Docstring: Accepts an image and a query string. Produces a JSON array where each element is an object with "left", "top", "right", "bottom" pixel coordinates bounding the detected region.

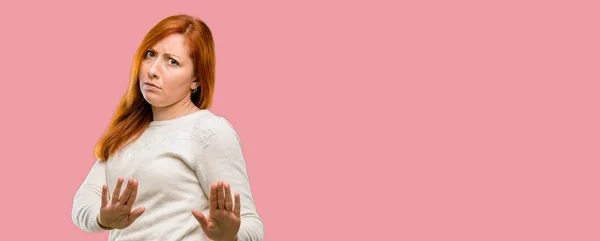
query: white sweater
[{"left": 71, "top": 109, "right": 264, "bottom": 241}]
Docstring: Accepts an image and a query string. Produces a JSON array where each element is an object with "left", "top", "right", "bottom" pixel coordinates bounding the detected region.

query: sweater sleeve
[
  {"left": 71, "top": 160, "right": 107, "bottom": 233},
  {"left": 194, "top": 117, "right": 265, "bottom": 241}
]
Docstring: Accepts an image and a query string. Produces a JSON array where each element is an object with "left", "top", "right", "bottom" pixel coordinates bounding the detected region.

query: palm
[
  {"left": 102, "top": 211, "right": 135, "bottom": 228},
  {"left": 202, "top": 210, "right": 241, "bottom": 238},
  {"left": 193, "top": 181, "right": 241, "bottom": 241},
  {"left": 98, "top": 177, "right": 145, "bottom": 230}
]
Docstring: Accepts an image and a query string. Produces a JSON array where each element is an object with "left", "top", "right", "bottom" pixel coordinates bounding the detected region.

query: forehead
[{"left": 150, "top": 34, "right": 189, "bottom": 56}]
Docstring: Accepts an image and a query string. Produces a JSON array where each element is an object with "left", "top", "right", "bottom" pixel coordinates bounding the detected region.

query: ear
[{"left": 190, "top": 77, "right": 199, "bottom": 90}]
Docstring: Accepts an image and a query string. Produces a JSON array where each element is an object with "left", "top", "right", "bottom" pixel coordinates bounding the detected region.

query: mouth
[{"left": 143, "top": 82, "right": 160, "bottom": 89}]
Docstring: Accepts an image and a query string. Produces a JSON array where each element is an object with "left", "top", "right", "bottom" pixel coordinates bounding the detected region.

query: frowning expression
[{"left": 139, "top": 33, "right": 198, "bottom": 107}]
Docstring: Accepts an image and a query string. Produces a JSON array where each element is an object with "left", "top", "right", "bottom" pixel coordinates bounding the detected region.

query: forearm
[
  {"left": 234, "top": 215, "right": 265, "bottom": 241},
  {"left": 71, "top": 160, "right": 108, "bottom": 233},
  {"left": 72, "top": 185, "right": 105, "bottom": 232},
  {"left": 195, "top": 118, "right": 265, "bottom": 241}
]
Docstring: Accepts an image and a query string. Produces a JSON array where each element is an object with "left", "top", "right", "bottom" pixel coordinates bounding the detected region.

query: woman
[{"left": 71, "top": 14, "right": 264, "bottom": 241}]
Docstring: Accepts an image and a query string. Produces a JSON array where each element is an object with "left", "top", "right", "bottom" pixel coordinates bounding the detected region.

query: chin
[{"left": 142, "top": 93, "right": 166, "bottom": 108}]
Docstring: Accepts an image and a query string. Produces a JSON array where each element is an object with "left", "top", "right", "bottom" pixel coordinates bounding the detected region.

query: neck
[{"left": 151, "top": 97, "right": 200, "bottom": 122}]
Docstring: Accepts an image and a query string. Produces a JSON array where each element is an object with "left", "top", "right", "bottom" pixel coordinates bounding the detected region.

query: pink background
[{"left": 1, "top": 0, "right": 599, "bottom": 240}]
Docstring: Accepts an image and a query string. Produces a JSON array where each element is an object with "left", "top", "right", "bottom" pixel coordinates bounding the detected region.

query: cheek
[
  {"left": 169, "top": 72, "right": 193, "bottom": 88},
  {"left": 138, "top": 70, "right": 145, "bottom": 81}
]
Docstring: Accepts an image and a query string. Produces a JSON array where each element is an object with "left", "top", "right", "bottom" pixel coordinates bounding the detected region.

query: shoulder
[
  {"left": 192, "top": 109, "right": 237, "bottom": 134},
  {"left": 191, "top": 110, "right": 241, "bottom": 147}
]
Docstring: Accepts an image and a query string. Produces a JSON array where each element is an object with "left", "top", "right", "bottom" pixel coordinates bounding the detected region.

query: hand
[
  {"left": 192, "top": 181, "right": 241, "bottom": 241},
  {"left": 98, "top": 177, "right": 146, "bottom": 230}
]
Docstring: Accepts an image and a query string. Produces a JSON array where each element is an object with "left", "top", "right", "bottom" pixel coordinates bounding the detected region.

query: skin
[
  {"left": 98, "top": 34, "right": 241, "bottom": 241},
  {"left": 192, "top": 181, "right": 242, "bottom": 241},
  {"left": 139, "top": 33, "right": 200, "bottom": 121}
]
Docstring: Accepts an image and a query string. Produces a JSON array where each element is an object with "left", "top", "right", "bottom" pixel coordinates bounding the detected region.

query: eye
[
  {"left": 144, "top": 50, "right": 155, "bottom": 58},
  {"left": 168, "top": 58, "right": 179, "bottom": 66}
]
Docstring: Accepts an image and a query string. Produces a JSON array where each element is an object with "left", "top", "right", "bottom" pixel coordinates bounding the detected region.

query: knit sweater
[{"left": 71, "top": 109, "right": 264, "bottom": 241}]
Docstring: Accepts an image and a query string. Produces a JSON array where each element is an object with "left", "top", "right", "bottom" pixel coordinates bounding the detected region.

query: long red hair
[{"left": 94, "top": 14, "right": 216, "bottom": 162}]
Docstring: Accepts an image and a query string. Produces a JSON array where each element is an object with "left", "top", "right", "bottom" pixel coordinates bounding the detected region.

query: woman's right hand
[{"left": 97, "top": 177, "right": 146, "bottom": 230}]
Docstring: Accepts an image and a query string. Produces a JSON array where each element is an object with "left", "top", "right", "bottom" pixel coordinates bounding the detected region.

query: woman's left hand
[{"left": 192, "top": 181, "right": 241, "bottom": 241}]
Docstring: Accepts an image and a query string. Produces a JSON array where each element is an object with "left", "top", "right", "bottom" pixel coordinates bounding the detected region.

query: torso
[{"left": 105, "top": 109, "right": 215, "bottom": 241}]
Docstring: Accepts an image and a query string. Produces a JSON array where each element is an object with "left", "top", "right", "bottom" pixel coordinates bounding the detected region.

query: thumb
[
  {"left": 101, "top": 184, "right": 109, "bottom": 208},
  {"left": 128, "top": 207, "right": 146, "bottom": 222},
  {"left": 192, "top": 209, "right": 209, "bottom": 230}
]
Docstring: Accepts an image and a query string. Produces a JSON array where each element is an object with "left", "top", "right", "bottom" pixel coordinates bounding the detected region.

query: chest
[{"left": 104, "top": 131, "right": 200, "bottom": 198}]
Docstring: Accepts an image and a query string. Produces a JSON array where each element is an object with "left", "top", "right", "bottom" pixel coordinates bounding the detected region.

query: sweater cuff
[{"left": 86, "top": 210, "right": 108, "bottom": 233}]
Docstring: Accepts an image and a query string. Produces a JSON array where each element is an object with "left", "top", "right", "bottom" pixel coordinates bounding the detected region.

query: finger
[
  {"left": 128, "top": 206, "right": 146, "bottom": 222},
  {"left": 192, "top": 209, "right": 209, "bottom": 231},
  {"left": 125, "top": 179, "right": 139, "bottom": 207},
  {"left": 234, "top": 192, "right": 241, "bottom": 218},
  {"left": 101, "top": 184, "right": 109, "bottom": 208},
  {"left": 120, "top": 178, "right": 134, "bottom": 205},
  {"left": 209, "top": 182, "right": 218, "bottom": 215},
  {"left": 225, "top": 183, "right": 233, "bottom": 212},
  {"left": 111, "top": 177, "right": 124, "bottom": 204},
  {"left": 217, "top": 181, "right": 225, "bottom": 210}
]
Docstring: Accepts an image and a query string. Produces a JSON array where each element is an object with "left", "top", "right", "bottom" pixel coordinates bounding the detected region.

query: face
[{"left": 139, "top": 33, "right": 198, "bottom": 107}]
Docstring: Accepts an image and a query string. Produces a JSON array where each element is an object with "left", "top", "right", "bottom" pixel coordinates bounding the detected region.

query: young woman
[{"left": 71, "top": 14, "right": 264, "bottom": 241}]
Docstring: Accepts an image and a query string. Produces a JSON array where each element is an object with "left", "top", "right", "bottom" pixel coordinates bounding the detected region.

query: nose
[{"left": 147, "top": 59, "right": 159, "bottom": 79}]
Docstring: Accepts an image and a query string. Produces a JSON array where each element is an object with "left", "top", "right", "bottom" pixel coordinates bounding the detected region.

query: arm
[
  {"left": 71, "top": 160, "right": 109, "bottom": 232},
  {"left": 195, "top": 118, "right": 265, "bottom": 241}
]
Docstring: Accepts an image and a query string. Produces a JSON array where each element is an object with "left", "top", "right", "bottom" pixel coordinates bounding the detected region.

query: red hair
[{"left": 94, "top": 14, "right": 216, "bottom": 161}]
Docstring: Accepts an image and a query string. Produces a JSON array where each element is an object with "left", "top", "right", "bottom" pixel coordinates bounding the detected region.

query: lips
[{"left": 144, "top": 82, "right": 160, "bottom": 89}]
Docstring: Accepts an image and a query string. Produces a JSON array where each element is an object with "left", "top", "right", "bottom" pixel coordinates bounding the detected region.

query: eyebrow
[{"left": 149, "top": 48, "right": 182, "bottom": 60}]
